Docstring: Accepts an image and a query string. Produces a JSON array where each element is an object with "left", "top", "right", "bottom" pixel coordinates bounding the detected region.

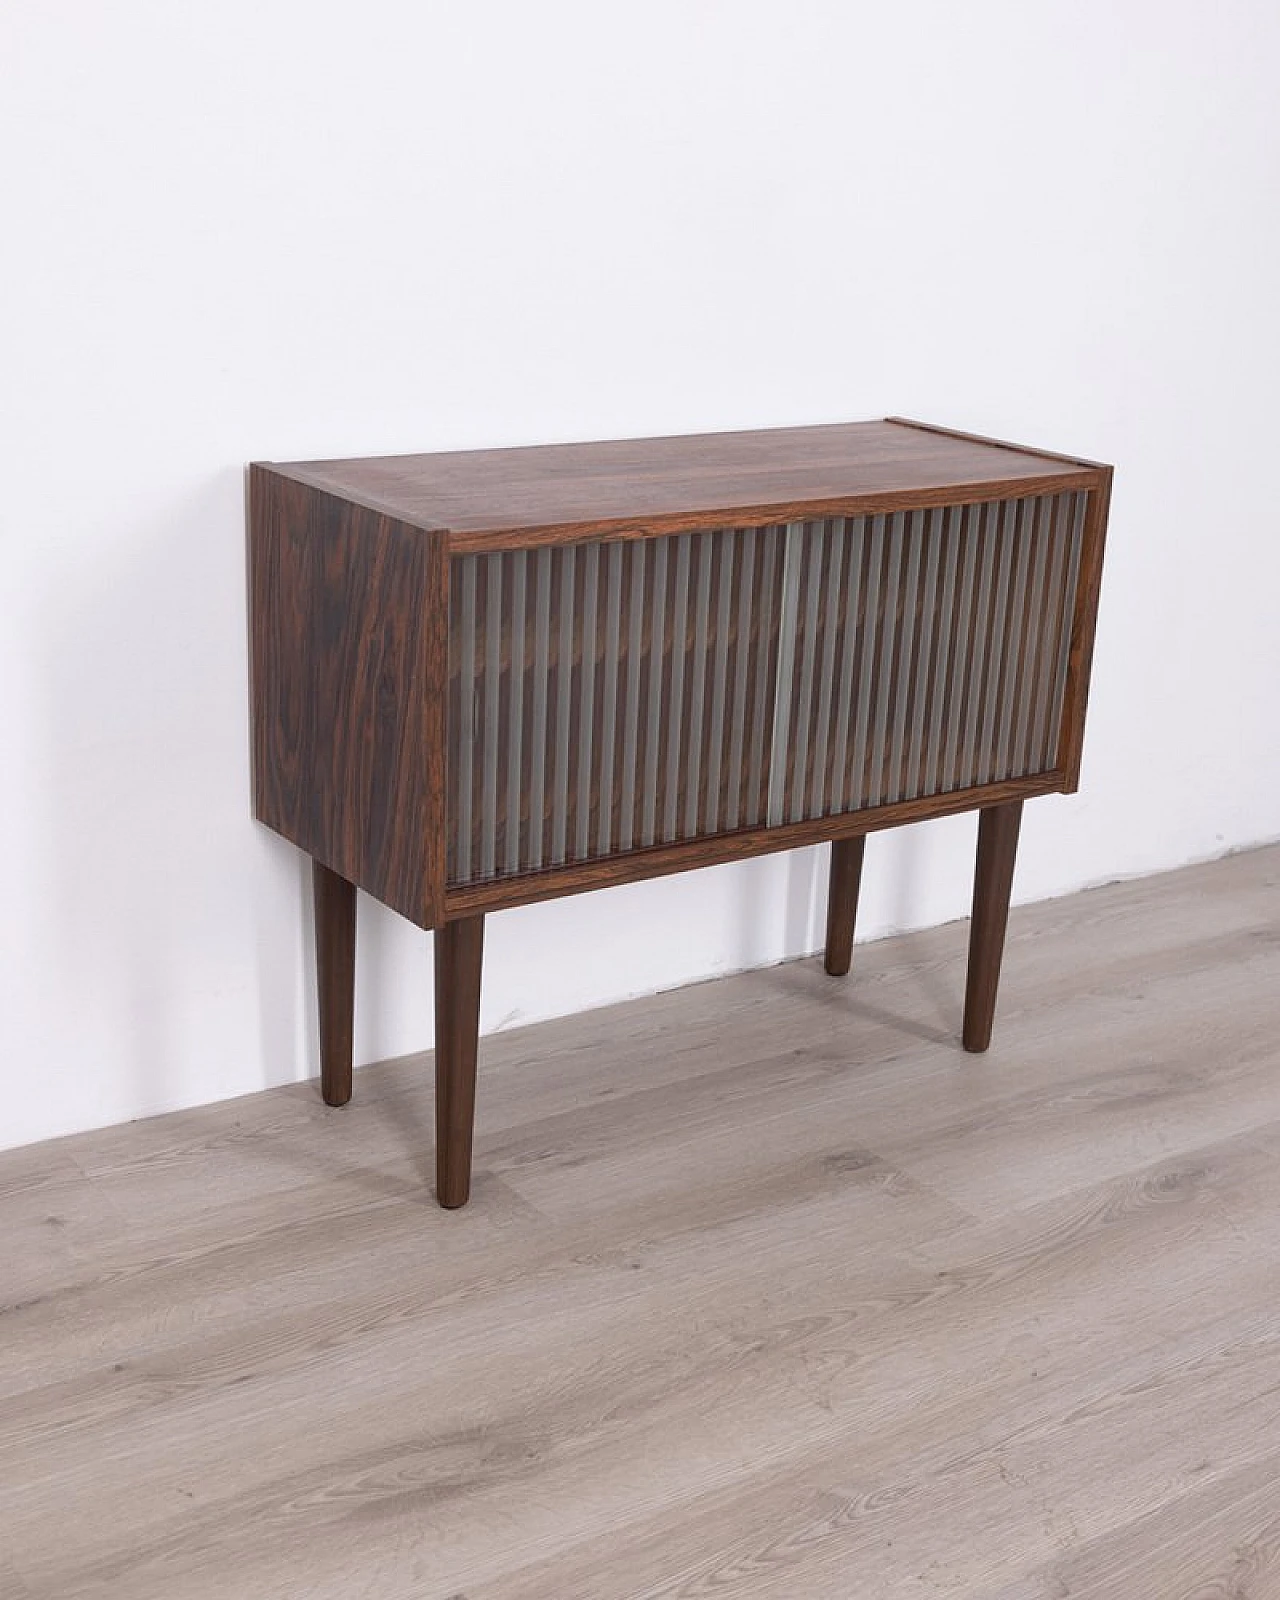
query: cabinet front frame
[
  {"left": 435, "top": 467, "right": 1110, "bottom": 924},
  {"left": 441, "top": 767, "right": 1065, "bottom": 919}
]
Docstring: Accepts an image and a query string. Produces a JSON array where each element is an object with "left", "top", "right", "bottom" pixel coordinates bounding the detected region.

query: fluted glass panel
[{"left": 446, "top": 489, "right": 1088, "bottom": 884}]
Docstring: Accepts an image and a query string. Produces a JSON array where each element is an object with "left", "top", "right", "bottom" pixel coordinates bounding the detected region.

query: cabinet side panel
[
  {"left": 249, "top": 467, "right": 438, "bottom": 927},
  {"left": 1057, "top": 468, "right": 1113, "bottom": 792}
]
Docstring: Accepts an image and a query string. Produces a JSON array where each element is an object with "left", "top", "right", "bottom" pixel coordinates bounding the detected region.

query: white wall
[{"left": 3, "top": 1, "right": 1278, "bottom": 1153}]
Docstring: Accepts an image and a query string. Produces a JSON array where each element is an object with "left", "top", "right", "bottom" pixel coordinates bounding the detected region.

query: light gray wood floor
[{"left": 3, "top": 844, "right": 1280, "bottom": 1598}]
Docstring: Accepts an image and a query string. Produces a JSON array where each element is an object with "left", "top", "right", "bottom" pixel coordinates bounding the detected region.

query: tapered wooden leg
[
  {"left": 963, "top": 800, "right": 1023, "bottom": 1053},
  {"left": 434, "top": 915, "right": 485, "bottom": 1209},
  {"left": 313, "top": 860, "right": 356, "bottom": 1107},
  {"left": 824, "top": 835, "right": 866, "bottom": 977}
]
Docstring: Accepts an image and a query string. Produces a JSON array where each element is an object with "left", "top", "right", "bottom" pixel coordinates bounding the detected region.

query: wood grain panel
[
  {"left": 249, "top": 466, "right": 447, "bottom": 928},
  {"left": 263, "top": 419, "right": 1103, "bottom": 551}
]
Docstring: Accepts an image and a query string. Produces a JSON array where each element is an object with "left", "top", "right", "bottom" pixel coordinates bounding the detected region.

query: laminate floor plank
[
  {"left": 0, "top": 1144, "right": 85, "bottom": 1202},
  {"left": 51, "top": 1162, "right": 1271, "bottom": 1600},
  {"left": 0, "top": 844, "right": 1277, "bottom": 1598},
  {"left": 1, "top": 1167, "right": 127, "bottom": 1313},
  {"left": 976, "top": 1452, "right": 1280, "bottom": 1599},
  {"left": 478, "top": 1319, "right": 1280, "bottom": 1599},
  {"left": 0, "top": 1563, "right": 37, "bottom": 1600},
  {"left": 7, "top": 1118, "right": 1278, "bottom": 1596}
]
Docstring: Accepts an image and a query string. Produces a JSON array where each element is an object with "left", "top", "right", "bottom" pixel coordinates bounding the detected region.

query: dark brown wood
[
  {"left": 1058, "top": 467, "right": 1114, "bottom": 792},
  {"left": 249, "top": 419, "right": 1112, "bottom": 1208},
  {"left": 824, "top": 835, "right": 866, "bottom": 977},
  {"left": 963, "top": 800, "right": 1023, "bottom": 1053},
  {"left": 263, "top": 420, "right": 1102, "bottom": 553},
  {"left": 421, "top": 524, "right": 450, "bottom": 912},
  {"left": 434, "top": 915, "right": 485, "bottom": 1209},
  {"left": 249, "top": 466, "right": 447, "bottom": 929},
  {"left": 886, "top": 415, "right": 1111, "bottom": 471},
  {"left": 313, "top": 860, "right": 356, "bottom": 1107},
  {"left": 444, "top": 770, "right": 1061, "bottom": 920}
]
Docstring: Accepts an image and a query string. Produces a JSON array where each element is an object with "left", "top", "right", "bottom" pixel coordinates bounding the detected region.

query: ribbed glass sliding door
[{"left": 445, "top": 489, "right": 1086, "bottom": 887}]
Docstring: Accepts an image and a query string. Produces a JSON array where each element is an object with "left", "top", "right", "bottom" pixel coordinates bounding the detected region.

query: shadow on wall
[
  {"left": 783, "top": 846, "right": 822, "bottom": 964},
  {"left": 765, "top": 818, "right": 972, "bottom": 1044},
  {"left": 742, "top": 823, "right": 939, "bottom": 973},
  {"left": 37, "top": 467, "right": 306, "bottom": 1122}
]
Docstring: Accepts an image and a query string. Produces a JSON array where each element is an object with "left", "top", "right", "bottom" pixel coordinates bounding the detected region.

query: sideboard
[{"left": 249, "top": 419, "right": 1112, "bottom": 1208}]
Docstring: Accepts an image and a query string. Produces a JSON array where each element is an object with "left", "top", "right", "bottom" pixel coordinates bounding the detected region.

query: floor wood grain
[{"left": 1, "top": 844, "right": 1278, "bottom": 1598}]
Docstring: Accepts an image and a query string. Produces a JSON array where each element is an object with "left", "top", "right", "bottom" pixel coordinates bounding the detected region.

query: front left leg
[
  {"left": 313, "top": 860, "right": 356, "bottom": 1107},
  {"left": 434, "top": 914, "right": 485, "bottom": 1209}
]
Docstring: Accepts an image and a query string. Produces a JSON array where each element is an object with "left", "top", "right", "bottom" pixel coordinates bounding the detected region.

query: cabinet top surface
[{"left": 259, "top": 418, "right": 1105, "bottom": 549}]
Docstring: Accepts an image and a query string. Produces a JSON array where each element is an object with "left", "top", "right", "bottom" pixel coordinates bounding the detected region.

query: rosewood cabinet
[{"left": 249, "top": 419, "right": 1112, "bottom": 1208}]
